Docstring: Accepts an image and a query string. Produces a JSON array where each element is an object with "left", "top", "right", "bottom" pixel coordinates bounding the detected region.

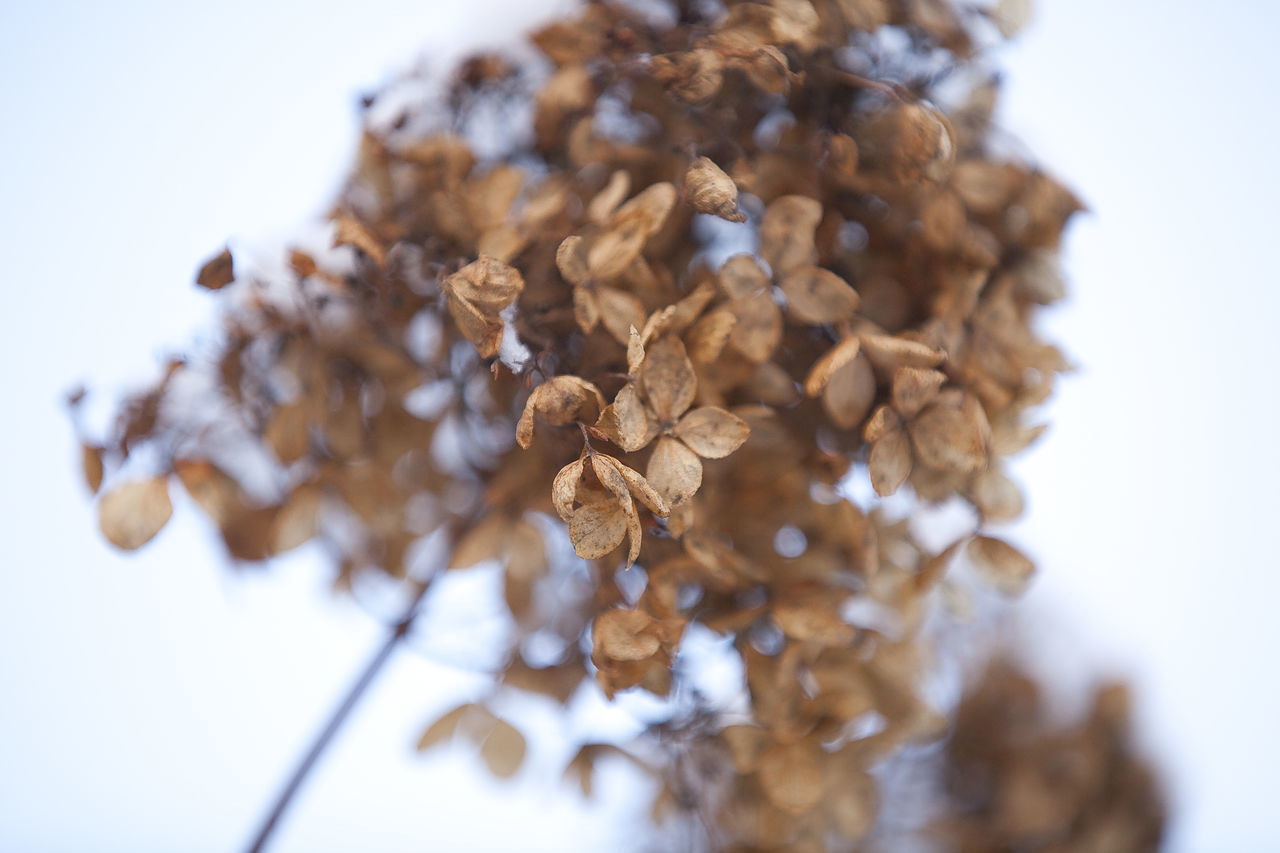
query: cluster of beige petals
[{"left": 81, "top": 0, "right": 1163, "bottom": 849}]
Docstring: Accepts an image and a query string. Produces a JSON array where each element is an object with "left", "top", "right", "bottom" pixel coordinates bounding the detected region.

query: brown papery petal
[
  {"left": 684, "top": 156, "right": 746, "bottom": 222},
  {"left": 728, "top": 291, "right": 783, "bottom": 363},
  {"left": 859, "top": 334, "right": 946, "bottom": 370},
  {"left": 552, "top": 458, "right": 585, "bottom": 521},
  {"left": 98, "top": 476, "right": 173, "bottom": 551},
  {"left": 909, "top": 402, "right": 987, "bottom": 474},
  {"left": 646, "top": 436, "right": 703, "bottom": 507},
  {"left": 596, "top": 384, "right": 655, "bottom": 453},
  {"left": 642, "top": 336, "right": 697, "bottom": 423},
  {"left": 805, "top": 337, "right": 861, "bottom": 397},
  {"left": 594, "top": 608, "right": 660, "bottom": 661},
  {"left": 890, "top": 367, "right": 946, "bottom": 419},
  {"left": 195, "top": 247, "right": 234, "bottom": 290},
  {"left": 612, "top": 460, "right": 670, "bottom": 518},
  {"left": 596, "top": 286, "right": 646, "bottom": 346},
  {"left": 569, "top": 499, "right": 628, "bottom": 559},
  {"left": 445, "top": 256, "right": 525, "bottom": 312},
  {"left": 82, "top": 443, "right": 105, "bottom": 494},
  {"left": 759, "top": 195, "right": 822, "bottom": 276},
  {"left": 968, "top": 535, "right": 1035, "bottom": 595},
  {"left": 869, "top": 428, "right": 913, "bottom": 496},
  {"left": 674, "top": 407, "right": 750, "bottom": 459},
  {"left": 609, "top": 181, "right": 677, "bottom": 239},
  {"left": 586, "top": 169, "right": 631, "bottom": 223},
  {"left": 718, "top": 254, "right": 770, "bottom": 300},
  {"left": 822, "top": 352, "right": 876, "bottom": 430},
  {"left": 758, "top": 740, "right": 826, "bottom": 815},
  {"left": 555, "top": 234, "right": 591, "bottom": 285},
  {"left": 445, "top": 289, "right": 504, "bottom": 358},
  {"left": 332, "top": 214, "right": 386, "bottom": 265},
  {"left": 779, "top": 266, "right": 859, "bottom": 324},
  {"left": 480, "top": 719, "right": 527, "bottom": 779}
]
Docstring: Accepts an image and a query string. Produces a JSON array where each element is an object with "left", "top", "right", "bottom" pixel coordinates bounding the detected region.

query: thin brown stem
[{"left": 243, "top": 578, "right": 434, "bottom": 852}]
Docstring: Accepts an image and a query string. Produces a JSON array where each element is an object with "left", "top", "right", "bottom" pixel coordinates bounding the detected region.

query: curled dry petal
[
  {"left": 646, "top": 435, "right": 703, "bottom": 507},
  {"left": 98, "top": 476, "right": 173, "bottom": 551},
  {"left": 568, "top": 498, "right": 629, "bottom": 559},
  {"left": 684, "top": 156, "right": 746, "bottom": 222},
  {"left": 596, "top": 383, "right": 656, "bottom": 453},
  {"left": 859, "top": 334, "right": 946, "bottom": 371},
  {"left": 552, "top": 458, "right": 585, "bottom": 521},
  {"left": 556, "top": 235, "right": 590, "bottom": 285},
  {"left": 517, "top": 376, "right": 606, "bottom": 448},
  {"left": 674, "top": 406, "right": 750, "bottom": 459},
  {"left": 805, "top": 337, "right": 861, "bottom": 397},
  {"left": 779, "top": 266, "right": 859, "bottom": 324},
  {"left": 445, "top": 256, "right": 524, "bottom": 313}
]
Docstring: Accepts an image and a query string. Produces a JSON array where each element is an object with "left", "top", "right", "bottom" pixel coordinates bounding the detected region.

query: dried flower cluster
[{"left": 78, "top": 0, "right": 1163, "bottom": 848}]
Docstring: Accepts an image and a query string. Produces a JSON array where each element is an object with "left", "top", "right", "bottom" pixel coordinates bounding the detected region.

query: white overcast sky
[{"left": 2, "top": 1, "right": 1278, "bottom": 850}]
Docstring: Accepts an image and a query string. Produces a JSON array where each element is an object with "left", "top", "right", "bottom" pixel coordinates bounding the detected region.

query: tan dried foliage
[{"left": 79, "top": 1, "right": 1163, "bottom": 849}]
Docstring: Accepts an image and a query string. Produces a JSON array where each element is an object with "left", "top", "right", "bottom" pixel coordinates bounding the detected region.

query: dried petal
[
  {"left": 98, "top": 476, "right": 173, "bottom": 551},
  {"left": 568, "top": 498, "right": 628, "bottom": 559},
  {"left": 517, "top": 376, "right": 605, "bottom": 448},
  {"left": 332, "top": 214, "right": 386, "bottom": 265},
  {"left": 779, "top": 266, "right": 859, "bottom": 324},
  {"left": 758, "top": 740, "right": 825, "bottom": 815},
  {"left": 645, "top": 436, "right": 703, "bottom": 507},
  {"left": 909, "top": 401, "right": 987, "bottom": 474},
  {"left": 968, "top": 535, "right": 1035, "bottom": 595},
  {"left": 890, "top": 367, "right": 946, "bottom": 419},
  {"left": 445, "top": 256, "right": 524, "bottom": 313},
  {"left": 195, "top": 247, "right": 234, "bottom": 290},
  {"left": 480, "top": 719, "right": 527, "bottom": 779},
  {"left": 641, "top": 336, "right": 697, "bottom": 424},
  {"left": 81, "top": 443, "right": 104, "bottom": 494},
  {"left": 674, "top": 407, "right": 750, "bottom": 459},
  {"left": 804, "top": 337, "right": 861, "bottom": 397},
  {"left": 594, "top": 608, "right": 660, "bottom": 661},
  {"left": 719, "top": 254, "right": 770, "bottom": 300},
  {"left": 869, "top": 427, "right": 913, "bottom": 496},
  {"left": 552, "top": 458, "right": 585, "bottom": 521},
  {"left": 823, "top": 353, "right": 877, "bottom": 430},
  {"left": 760, "top": 195, "right": 822, "bottom": 276}
]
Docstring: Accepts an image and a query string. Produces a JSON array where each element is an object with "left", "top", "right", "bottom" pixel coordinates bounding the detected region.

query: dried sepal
[{"left": 890, "top": 367, "right": 946, "bottom": 419}]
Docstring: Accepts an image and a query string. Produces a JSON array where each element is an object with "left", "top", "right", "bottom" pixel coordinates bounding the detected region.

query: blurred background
[{"left": 1, "top": 0, "right": 1277, "bottom": 849}]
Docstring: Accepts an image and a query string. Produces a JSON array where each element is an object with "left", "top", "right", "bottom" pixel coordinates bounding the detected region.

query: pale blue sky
[{"left": 2, "top": 1, "right": 1277, "bottom": 850}]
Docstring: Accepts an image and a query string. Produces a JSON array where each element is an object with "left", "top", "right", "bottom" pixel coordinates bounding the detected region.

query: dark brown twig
[{"left": 243, "top": 578, "right": 435, "bottom": 853}]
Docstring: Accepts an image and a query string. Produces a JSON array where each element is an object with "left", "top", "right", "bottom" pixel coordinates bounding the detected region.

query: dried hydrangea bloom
[{"left": 77, "top": 0, "right": 1162, "bottom": 849}]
